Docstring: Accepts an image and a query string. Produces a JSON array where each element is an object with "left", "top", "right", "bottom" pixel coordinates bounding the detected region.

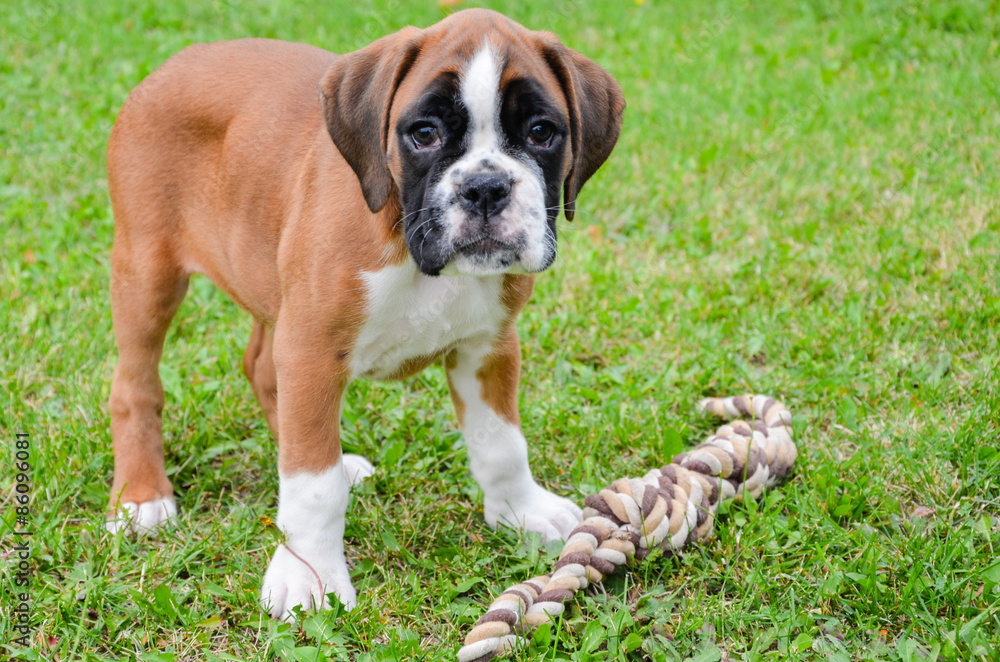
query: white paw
[
  {"left": 485, "top": 483, "right": 583, "bottom": 542},
  {"left": 342, "top": 454, "right": 374, "bottom": 486},
  {"left": 260, "top": 543, "right": 356, "bottom": 620},
  {"left": 105, "top": 497, "right": 177, "bottom": 534}
]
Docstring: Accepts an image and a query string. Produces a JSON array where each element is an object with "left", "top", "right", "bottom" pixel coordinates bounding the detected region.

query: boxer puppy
[{"left": 105, "top": 8, "right": 624, "bottom": 619}]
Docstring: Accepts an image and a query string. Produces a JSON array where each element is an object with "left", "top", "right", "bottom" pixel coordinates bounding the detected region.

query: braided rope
[{"left": 457, "top": 395, "right": 797, "bottom": 662}]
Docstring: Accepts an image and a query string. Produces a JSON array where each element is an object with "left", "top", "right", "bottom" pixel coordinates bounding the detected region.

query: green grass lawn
[{"left": 2, "top": 0, "right": 999, "bottom": 660}]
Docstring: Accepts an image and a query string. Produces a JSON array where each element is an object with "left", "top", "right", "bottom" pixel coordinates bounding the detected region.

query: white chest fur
[{"left": 350, "top": 260, "right": 506, "bottom": 380}]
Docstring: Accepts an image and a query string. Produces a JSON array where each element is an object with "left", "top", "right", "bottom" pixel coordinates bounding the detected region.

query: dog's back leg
[
  {"left": 106, "top": 238, "right": 188, "bottom": 533},
  {"left": 243, "top": 321, "right": 279, "bottom": 439}
]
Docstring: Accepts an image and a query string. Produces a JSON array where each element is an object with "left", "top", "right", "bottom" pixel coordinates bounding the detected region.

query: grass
[{"left": 2, "top": 0, "right": 999, "bottom": 659}]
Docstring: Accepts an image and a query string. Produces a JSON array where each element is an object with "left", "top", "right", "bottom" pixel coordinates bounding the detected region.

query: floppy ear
[
  {"left": 320, "top": 27, "right": 423, "bottom": 213},
  {"left": 542, "top": 41, "right": 625, "bottom": 221}
]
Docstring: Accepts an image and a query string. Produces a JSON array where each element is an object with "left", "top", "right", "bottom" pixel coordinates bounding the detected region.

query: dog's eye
[
  {"left": 527, "top": 123, "right": 554, "bottom": 147},
  {"left": 411, "top": 125, "right": 440, "bottom": 149}
]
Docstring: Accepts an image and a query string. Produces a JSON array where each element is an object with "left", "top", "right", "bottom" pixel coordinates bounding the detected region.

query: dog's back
[{"left": 107, "top": 39, "right": 337, "bottom": 320}]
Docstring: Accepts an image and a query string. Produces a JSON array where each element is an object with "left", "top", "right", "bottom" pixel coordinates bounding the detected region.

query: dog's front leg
[
  {"left": 259, "top": 317, "right": 372, "bottom": 620},
  {"left": 447, "top": 330, "right": 582, "bottom": 542}
]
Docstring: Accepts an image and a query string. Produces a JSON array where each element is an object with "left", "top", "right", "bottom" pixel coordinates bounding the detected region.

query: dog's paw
[
  {"left": 260, "top": 544, "right": 356, "bottom": 621},
  {"left": 342, "top": 454, "right": 374, "bottom": 486},
  {"left": 485, "top": 483, "right": 583, "bottom": 542},
  {"left": 105, "top": 496, "right": 177, "bottom": 534}
]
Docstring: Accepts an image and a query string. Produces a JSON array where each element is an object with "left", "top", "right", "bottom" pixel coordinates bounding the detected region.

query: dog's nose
[{"left": 459, "top": 175, "right": 511, "bottom": 218}]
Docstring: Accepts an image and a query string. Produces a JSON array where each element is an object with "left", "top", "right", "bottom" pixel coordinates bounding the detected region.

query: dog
[{"left": 105, "top": 8, "right": 624, "bottom": 620}]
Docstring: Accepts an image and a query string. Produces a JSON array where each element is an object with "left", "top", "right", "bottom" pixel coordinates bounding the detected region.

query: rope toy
[{"left": 457, "top": 394, "right": 797, "bottom": 662}]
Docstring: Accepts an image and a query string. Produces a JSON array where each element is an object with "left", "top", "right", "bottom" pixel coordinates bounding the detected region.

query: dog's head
[{"left": 321, "top": 9, "right": 624, "bottom": 276}]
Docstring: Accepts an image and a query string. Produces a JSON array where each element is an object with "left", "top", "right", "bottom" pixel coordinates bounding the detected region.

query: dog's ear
[
  {"left": 541, "top": 39, "right": 625, "bottom": 221},
  {"left": 320, "top": 27, "right": 423, "bottom": 213}
]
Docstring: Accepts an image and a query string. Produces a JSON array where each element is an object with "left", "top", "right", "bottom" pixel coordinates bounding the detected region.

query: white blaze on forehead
[
  {"left": 460, "top": 42, "right": 502, "bottom": 151},
  {"left": 427, "top": 40, "right": 554, "bottom": 275}
]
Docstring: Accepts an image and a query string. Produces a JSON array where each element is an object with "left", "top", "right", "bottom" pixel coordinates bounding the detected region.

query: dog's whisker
[{"left": 392, "top": 206, "right": 430, "bottom": 233}]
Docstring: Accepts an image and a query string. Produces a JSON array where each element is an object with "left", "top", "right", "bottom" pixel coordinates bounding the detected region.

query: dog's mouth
[
  {"left": 455, "top": 234, "right": 521, "bottom": 257},
  {"left": 403, "top": 207, "right": 536, "bottom": 276}
]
